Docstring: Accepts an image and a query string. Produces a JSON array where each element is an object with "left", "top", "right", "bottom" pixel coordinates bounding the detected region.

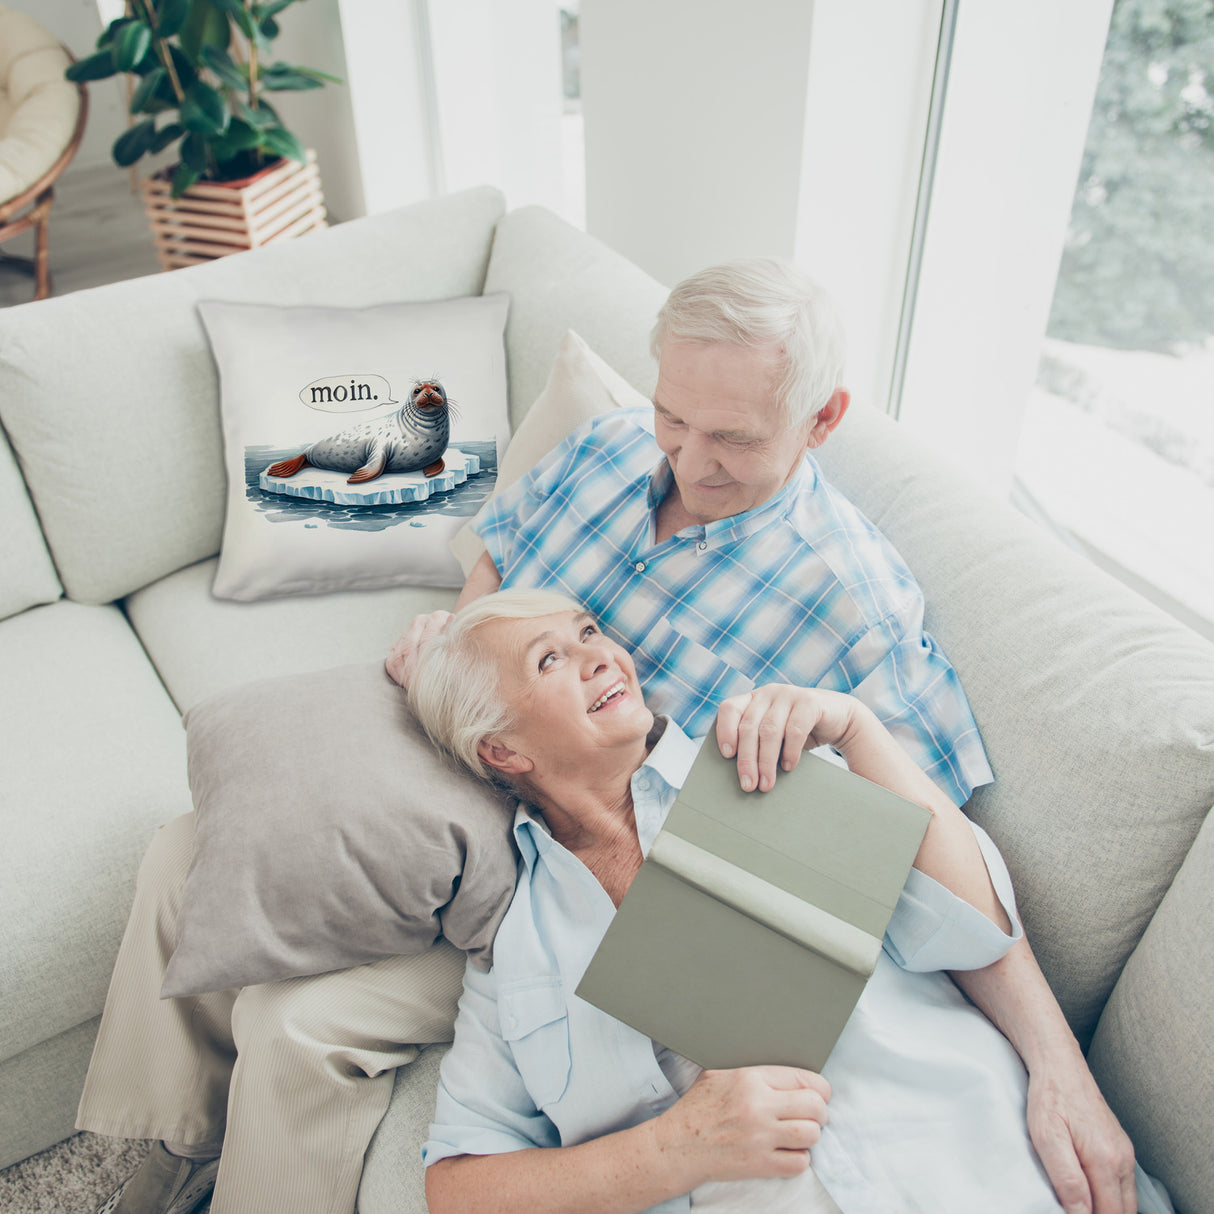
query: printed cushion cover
[
  {"left": 162, "top": 661, "right": 519, "bottom": 997},
  {"left": 200, "top": 293, "right": 510, "bottom": 602}
]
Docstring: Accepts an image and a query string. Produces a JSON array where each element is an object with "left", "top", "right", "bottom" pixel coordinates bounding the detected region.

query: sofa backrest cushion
[
  {"left": 0, "top": 186, "right": 506, "bottom": 605},
  {"left": 0, "top": 422, "right": 60, "bottom": 620},
  {"left": 484, "top": 205, "right": 668, "bottom": 428},
  {"left": 1087, "top": 803, "right": 1214, "bottom": 1214},
  {"left": 814, "top": 402, "right": 1214, "bottom": 1047}
]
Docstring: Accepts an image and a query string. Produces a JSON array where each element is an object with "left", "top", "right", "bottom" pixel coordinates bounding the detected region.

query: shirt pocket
[
  {"left": 499, "top": 978, "right": 572, "bottom": 1110},
  {"left": 636, "top": 615, "right": 754, "bottom": 720}
]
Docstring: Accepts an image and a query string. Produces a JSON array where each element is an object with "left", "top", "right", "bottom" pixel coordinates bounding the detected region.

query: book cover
[{"left": 575, "top": 742, "right": 932, "bottom": 1071}]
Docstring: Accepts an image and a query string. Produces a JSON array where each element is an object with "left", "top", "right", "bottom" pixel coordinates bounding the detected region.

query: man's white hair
[
  {"left": 650, "top": 258, "right": 847, "bottom": 429},
  {"left": 408, "top": 588, "right": 586, "bottom": 782}
]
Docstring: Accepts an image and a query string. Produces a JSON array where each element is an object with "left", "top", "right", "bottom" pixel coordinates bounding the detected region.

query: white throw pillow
[
  {"left": 449, "top": 328, "right": 651, "bottom": 575},
  {"left": 200, "top": 294, "right": 510, "bottom": 601}
]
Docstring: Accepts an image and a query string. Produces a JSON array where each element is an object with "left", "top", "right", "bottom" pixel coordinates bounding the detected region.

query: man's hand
[
  {"left": 385, "top": 610, "right": 453, "bottom": 689},
  {"left": 1026, "top": 1061, "right": 1137, "bottom": 1214},
  {"left": 715, "top": 684, "right": 859, "bottom": 792}
]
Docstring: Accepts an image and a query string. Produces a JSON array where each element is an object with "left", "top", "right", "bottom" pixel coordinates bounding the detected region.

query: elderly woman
[{"left": 408, "top": 588, "right": 1094, "bottom": 1214}]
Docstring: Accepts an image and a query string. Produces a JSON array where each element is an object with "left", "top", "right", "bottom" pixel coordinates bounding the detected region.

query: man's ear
[
  {"left": 477, "top": 738, "right": 534, "bottom": 776},
  {"left": 806, "top": 388, "right": 850, "bottom": 450}
]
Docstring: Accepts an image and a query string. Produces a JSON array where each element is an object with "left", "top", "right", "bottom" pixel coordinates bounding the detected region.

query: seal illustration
[{"left": 267, "top": 380, "right": 452, "bottom": 484}]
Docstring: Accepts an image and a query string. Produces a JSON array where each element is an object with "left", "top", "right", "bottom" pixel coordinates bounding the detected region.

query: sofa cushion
[
  {"left": 0, "top": 186, "right": 506, "bottom": 606},
  {"left": 163, "top": 663, "right": 517, "bottom": 996},
  {"left": 0, "top": 423, "right": 60, "bottom": 620},
  {"left": 813, "top": 402, "right": 1214, "bottom": 1046},
  {"left": 198, "top": 293, "right": 509, "bottom": 601},
  {"left": 483, "top": 205, "right": 668, "bottom": 429},
  {"left": 124, "top": 556, "right": 455, "bottom": 714},
  {"left": 1088, "top": 805, "right": 1214, "bottom": 1214},
  {"left": 0, "top": 600, "right": 191, "bottom": 1063},
  {"left": 359, "top": 1042, "right": 448, "bottom": 1214}
]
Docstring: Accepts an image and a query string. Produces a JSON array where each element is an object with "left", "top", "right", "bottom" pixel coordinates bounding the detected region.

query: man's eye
[
  {"left": 581, "top": 624, "right": 598, "bottom": 639},
  {"left": 539, "top": 651, "right": 557, "bottom": 671}
]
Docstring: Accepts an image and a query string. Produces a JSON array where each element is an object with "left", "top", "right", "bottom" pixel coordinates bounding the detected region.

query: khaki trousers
[{"left": 76, "top": 814, "right": 466, "bottom": 1214}]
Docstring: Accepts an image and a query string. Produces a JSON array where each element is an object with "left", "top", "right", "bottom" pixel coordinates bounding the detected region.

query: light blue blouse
[{"left": 424, "top": 721, "right": 1067, "bottom": 1212}]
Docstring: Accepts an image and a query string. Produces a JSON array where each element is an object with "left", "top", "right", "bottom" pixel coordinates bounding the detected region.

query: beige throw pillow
[{"left": 449, "top": 329, "right": 650, "bottom": 574}]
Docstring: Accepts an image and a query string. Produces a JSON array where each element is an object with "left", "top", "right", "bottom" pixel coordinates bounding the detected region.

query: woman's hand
[
  {"left": 715, "top": 685, "right": 861, "bottom": 792},
  {"left": 385, "top": 610, "right": 453, "bottom": 688},
  {"left": 654, "top": 1066, "right": 831, "bottom": 1185}
]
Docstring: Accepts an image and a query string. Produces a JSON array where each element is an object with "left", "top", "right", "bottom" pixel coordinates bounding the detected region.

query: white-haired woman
[{"left": 409, "top": 588, "right": 1115, "bottom": 1214}]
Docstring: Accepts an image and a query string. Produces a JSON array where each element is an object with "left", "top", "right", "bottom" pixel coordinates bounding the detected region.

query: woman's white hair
[
  {"left": 650, "top": 258, "right": 847, "bottom": 429},
  {"left": 407, "top": 588, "right": 586, "bottom": 782}
]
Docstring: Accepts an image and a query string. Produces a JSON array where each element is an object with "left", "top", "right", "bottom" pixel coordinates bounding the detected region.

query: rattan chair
[{"left": 0, "top": 6, "right": 87, "bottom": 302}]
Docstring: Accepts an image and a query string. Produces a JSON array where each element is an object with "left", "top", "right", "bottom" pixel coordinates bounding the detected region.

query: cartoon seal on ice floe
[{"left": 267, "top": 380, "right": 453, "bottom": 484}]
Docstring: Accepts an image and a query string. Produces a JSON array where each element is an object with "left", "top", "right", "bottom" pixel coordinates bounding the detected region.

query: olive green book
[{"left": 575, "top": 744, "right": 932, "bottom": 1071}]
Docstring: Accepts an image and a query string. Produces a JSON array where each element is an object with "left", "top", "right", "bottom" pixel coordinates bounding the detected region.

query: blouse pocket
[{"left": 499, "top": 978, "right": 572, "bottom": 1109}]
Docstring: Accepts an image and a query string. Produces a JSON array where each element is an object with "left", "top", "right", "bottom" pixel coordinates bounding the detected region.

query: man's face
[{"left": 652, "top": 340, "right": 817, "bottom": 524}]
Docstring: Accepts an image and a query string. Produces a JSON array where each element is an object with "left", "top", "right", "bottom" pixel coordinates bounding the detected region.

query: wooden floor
[{"left": 0, "top": 162, "right": 163, "bottom": 308}]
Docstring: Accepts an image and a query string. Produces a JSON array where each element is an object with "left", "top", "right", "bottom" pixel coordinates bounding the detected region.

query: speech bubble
[{"left": 300, "top": 374, "right": 397, "bottom": 413}]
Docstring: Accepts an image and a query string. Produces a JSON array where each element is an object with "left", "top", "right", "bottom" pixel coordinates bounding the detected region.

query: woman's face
[{"left": 477, "top": 610, "right": 653, "bottom": 776}]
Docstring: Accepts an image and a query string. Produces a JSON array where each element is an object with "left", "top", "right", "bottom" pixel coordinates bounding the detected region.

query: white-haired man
[{"left": 388, "top": 260, "right": 1137, "bottom": 1214}]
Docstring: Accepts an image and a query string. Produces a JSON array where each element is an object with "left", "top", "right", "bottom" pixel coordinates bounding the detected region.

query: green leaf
[
  {"left": 259, "top": 15, "right": 279, "bottom": 40},
  {"left": 112, "top": 20, "right": 152, "bottom": 72},
  {"left": 129, "top": 66, "right": 166, "bottom": 113},
  {"left": 259, "top": 62, "right": 323, "bottom": 91},
  {"left": 209, "top": 0, "right": 257, "bottom": 38},
  {"left": 167, "top": 44, "right": 198, "bottom": 91},
  {"left": 96, "top": 17, "right": 129, "bottom": 50},
  {"left": 112, "top": 119, "right": 157, "bottom": 167},
  {"left": 171, "top": 162, "right": 201, "bottom": 197},
  {"left": 200, "top": 44, "right": 248, "bottom": 90},
  {"left": 254, "top": 0, "right": 297, "bottom": 19},
  {"left": 66, "top": 50, "right": 119, "bottom": 83},
  {"left": 220, "top": 118, "right": 263, "bottom": 150},
  {"left": 180, "top": 131, "right": 210, "bottom": 172},
  {"left": 180, "top": 0, "right": 231, "bottom": 63},
  {"left": 150, "top": 122, "right": 185, "bottom": 153},
  {"left": 260, "top": 125, "right": 305, "bottom": 163},
  {"left": 155, "top": 0, "right": 191, "bottom": 40},
  {"left": 181, "top": 80, "right": 230, "bottom": 135},
  {"left": 293, "top": 65, "right": 343, "bottom": 85},
  {"left": 234, "top": 97, "right": 278, "bottom": 129}
]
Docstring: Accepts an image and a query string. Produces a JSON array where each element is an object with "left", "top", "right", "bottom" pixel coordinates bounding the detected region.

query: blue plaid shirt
[{"left": 474, "top": 407, "right": 991, "bottom": 805}]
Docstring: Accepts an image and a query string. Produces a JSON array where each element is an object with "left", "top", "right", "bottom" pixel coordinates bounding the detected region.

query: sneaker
[{"left": 96, "top": 1142, "right": 220, "bottom": 1214}]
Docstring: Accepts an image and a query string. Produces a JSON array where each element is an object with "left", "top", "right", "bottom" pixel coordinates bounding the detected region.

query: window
[{"left": 1014, "top": 0, "right": 1214, "bottom": 637}]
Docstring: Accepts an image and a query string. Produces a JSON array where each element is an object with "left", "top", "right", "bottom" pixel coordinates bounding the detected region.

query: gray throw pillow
[{"left": 161, "top": 662, "right": 518, "bottom": 998}]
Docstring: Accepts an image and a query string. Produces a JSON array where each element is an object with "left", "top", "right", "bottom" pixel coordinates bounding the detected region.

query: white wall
[
  {"left": 579, "top": 0, "right": 817, "bottom": 287},
  {"left": 428, "top": 0, "right": 565, "bottom": 211},
  {"left": 795, "top": 0, "right": 941, "bottom": 414}
]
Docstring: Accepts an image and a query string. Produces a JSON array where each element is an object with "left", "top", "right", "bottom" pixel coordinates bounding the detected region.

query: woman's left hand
[{"left": 716, "top": 684, "right": 858, "bottom": 793}]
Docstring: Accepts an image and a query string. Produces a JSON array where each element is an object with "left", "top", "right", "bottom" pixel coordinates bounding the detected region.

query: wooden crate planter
[{"left": 140, "top": 150, "right": 327, "bottom": 271}]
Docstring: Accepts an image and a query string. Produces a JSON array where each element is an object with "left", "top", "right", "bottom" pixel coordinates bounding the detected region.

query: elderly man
[{"left": 388, "top": 260, "right": 1136, "bottom": 1214}]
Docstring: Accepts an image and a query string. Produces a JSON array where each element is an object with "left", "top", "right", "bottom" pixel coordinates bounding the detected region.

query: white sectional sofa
[{"left": 1, "top": 186, "right": 1211, "bottom": 1213}]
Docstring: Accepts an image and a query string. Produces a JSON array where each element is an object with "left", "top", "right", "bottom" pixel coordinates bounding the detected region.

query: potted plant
[{"left": 66, "top": 0, "right": 340, "bottom": 268}]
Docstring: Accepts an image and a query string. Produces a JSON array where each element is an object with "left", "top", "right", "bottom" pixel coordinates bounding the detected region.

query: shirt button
[
  {"left": 697, "top": 541, "right": 707, "bottom": 551},
  {"left": 634, "top": 561, "right": 646, "bottom": 573}
]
